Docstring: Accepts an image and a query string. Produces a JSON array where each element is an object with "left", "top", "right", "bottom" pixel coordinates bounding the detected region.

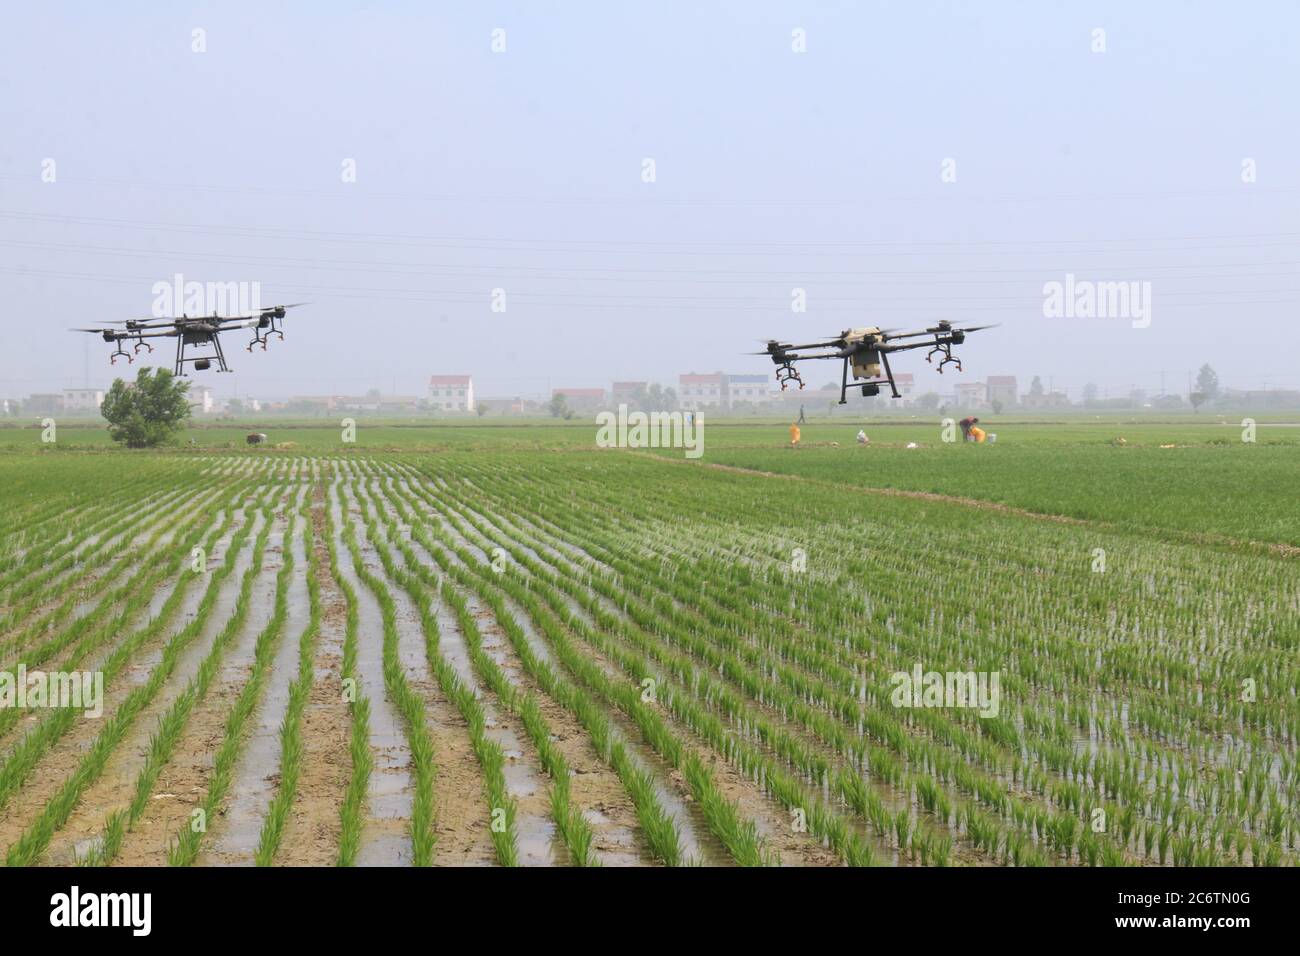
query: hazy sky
[{"left": 2, "top": 1, "right": 1297, "bottom": 401}]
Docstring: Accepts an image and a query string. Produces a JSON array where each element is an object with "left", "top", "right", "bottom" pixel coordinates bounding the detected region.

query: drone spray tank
[{"left": 845, "top": 327, "right": 884, "bottom": 381}]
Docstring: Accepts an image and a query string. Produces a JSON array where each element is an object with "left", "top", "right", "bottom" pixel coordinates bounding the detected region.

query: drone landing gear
[
  {"left": 174, "top": 331, "right": 232, "bottom": 376},
  {"left": 926, "top": 342, "right": 962, "bottom": 374},
  {"left": 775, "top": 363, "right": 805, "bottom": 391},
  {"left": 247, "top": 327, "right": 284, "bottom": 351},
  {"left": 838, "top": 353, "right": 902, "bottom": 405},
  {"left": 110, "top": 344, "right": 133, "bottom": 365}
]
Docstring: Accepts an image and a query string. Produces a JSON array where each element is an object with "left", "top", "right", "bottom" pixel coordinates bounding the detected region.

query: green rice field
[{"left": 0, "top": 416, "right": 1295, "bottom": 866}]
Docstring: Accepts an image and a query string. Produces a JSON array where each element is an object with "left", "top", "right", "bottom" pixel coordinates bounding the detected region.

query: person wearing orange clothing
[
  {"left": 959, "top": 416, "right": 986, "bottom": 442},
  {"left": 789, "top": 422, "right": 801, "bottom": 446}
]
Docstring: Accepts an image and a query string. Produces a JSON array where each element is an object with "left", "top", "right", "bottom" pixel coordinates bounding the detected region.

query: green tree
[
  {"left": 100, "top": 367, "right": 192, "bottom": 448},
  {"left": 1030, "top": 376, "right": 1045, "bottom": 397},
  {"left": 628, "top": 383, "right": 678, "bottom": 413},
  {"left": 1195, "top": 364, "right": 1219, "bottom": 401},
  {"left": 548, "top": 393, "right": 569, "bottom": 418}
]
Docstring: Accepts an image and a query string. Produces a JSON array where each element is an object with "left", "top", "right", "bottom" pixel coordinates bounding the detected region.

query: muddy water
[
  {"left": 329, "top": 478, "right": 414, "bottom": 867},
  {"left": 357, "top": 474, "right": 559, "bottom": 866},
  {"left": 35, "top": 495, "right": 274, "bottom": 866},
  {"left": 202, "top": 485, "right": 312, "bottom": 865}
]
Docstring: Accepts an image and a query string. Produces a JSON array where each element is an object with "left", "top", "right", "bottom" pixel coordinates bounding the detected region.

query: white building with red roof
[{"left": 429, "top": 374, "right": 474, "bottom": 412}]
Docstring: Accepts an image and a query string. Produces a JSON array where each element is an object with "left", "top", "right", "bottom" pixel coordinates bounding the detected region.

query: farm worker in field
[
  {"left": 790, "top": 422, "right": 801, "bottom": 446},
  {"left": 856, "top": 430, "right": 868, "bottom": 444},
  {"left": 959, "top": 416, "right": 987, "bottom": 442},
  {"left": 798, "top": 405, "right": 806, "bottom": 424}
]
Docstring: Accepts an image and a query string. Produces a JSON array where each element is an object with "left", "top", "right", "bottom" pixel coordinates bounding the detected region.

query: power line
[
  {"left": 2, "top": 172, "right": 1298, "bottom": 207},
  {"left": 5, "top": 238, "right": 1300, "bottom": 286},
  {"left": 5, "top": 209, "right": 1300, "bottom": 257}
]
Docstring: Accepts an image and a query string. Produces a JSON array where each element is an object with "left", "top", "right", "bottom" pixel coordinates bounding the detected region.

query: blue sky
[{"left": 2, "top": 1, "right": 1297, "bottom": 400}]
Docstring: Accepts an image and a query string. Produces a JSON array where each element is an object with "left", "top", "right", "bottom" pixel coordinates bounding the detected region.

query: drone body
[
  {"left": 755, "top": 320, "right": 995, "bottom": 405},
  {"left": 74, "top": 304, "right": 306, "bottom": 375}
]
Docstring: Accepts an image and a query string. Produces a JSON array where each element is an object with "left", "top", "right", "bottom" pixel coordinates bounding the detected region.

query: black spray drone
[
  {"left": 754, "top": 320, "right": 996, "bottom": 405},
  {"left": 74, "top": 304, "right": 307, "bottom": 375}
]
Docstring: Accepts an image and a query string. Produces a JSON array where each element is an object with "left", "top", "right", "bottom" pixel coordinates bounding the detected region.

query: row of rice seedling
[
  {"left": 79, "top": 485, "right": 290, "bottom": 865},
  {"left": 321, "top": 479, "right": 373, "bottom": 867},
  {"left": 384, "top": 463, "right": 779, "bottom": 866},
  {"left": 0, "top": 460, "right": 174, "bottom": 575},
  {"left": 255, "top": 488, "right": 323, "bottom": 865},
  {"left": 335, "top": 477, "right": 441, "bottom": 866},
  {"left": 358, "top": 471, "right": 599, "bottom": 865},
  {"left": 370, "top": 467, "right": 689, "bottom": 865},
  {"left": 0, "top": 477, "right": 186, "bottom": 637},
  {"left": 0, "top": 480, "right": 229, "bottom": 675},
  {"left": 0, "top": 480, "right": 253, "bottom": 818},
  {"left": 339, "top": 466, "right": 524, "bottom": 866},
  {"left": 4, "top": 486, "right": 275, "bottom": 866},
  {"left": 169, "top": 491, "right": 303, "bottom": 866}
]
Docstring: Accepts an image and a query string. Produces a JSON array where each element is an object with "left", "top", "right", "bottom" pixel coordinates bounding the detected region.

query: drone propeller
[
  {"left": 883, "top": 322, "right": 1000, "bottom": 340},
  {"left": 251, "top": 302, "right": 310, "bottom": 318}
]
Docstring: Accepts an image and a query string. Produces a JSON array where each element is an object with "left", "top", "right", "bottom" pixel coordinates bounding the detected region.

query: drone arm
[
  {"left": 96, "top": 328, "right": 178, "bottom": 342},
  {"left": 775, "top": 350, "right": 846, "bottom": 364},
  {"left": 784, "top": 339, "right": 844, "bottom": 351},
  {"left": 217, "top": 317, "right": 263, "bottom": 330},
  {"left": 879, "top": 333, "right": 964, "bottom": 354}
]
